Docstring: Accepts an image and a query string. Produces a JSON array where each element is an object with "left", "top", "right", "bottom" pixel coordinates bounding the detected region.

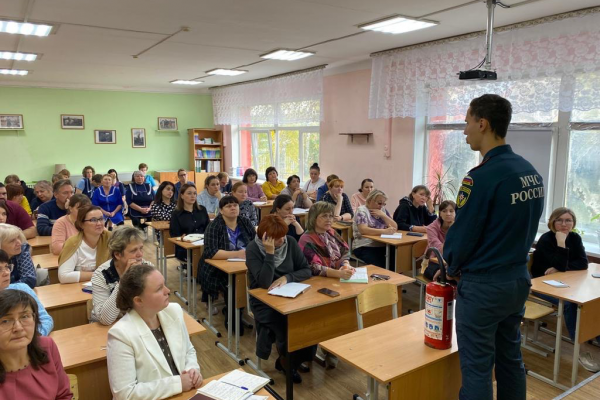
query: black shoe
[{"left": 275, "top": 357, "right": 302, "bottom": 384}]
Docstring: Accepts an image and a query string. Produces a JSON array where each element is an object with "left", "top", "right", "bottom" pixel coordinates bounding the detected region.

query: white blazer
[{"left": 107, "top": 303, "right": 200, "bottom": 400}]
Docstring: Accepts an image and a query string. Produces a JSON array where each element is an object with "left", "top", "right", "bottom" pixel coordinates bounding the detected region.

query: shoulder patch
[
  {"left": 461, "top": 175, "right": 473, "bottom": 187},
  {"left": 457, "top": 186, "right": 471, "bottom": 208}
]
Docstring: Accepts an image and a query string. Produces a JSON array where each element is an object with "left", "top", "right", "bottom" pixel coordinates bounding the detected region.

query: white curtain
[
  {"left": 369, "top": 10, "right": 600, "bottom": 119},
  {"left": 211, "top": 68, "right": 324, "bottom": 126}
]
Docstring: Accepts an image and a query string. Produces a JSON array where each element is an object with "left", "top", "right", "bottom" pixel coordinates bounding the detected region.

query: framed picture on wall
[
  {"left": 61, "top": 114, "right": 85, "bottom": 129},
  {"left": 94, "top": 130, "right": 116, "bottom": 144},
  {"left": 158, "top": 117, "right": 178, "bottom": 131},
  {"left": 0, "top": 114, "right": 24, "bottom": 130},
  {"left": 131, "top": 128, "right": 146, "bottom": 148}
]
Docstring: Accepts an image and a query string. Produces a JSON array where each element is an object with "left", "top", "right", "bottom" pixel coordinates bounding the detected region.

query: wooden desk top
[
  {"left": 147, "top": 220, "right": 170, "bottom": 230},
  {"left": 363, "top": 231, "right": 427, "bottom": 246},
  {"left": 51, "top": 310, "right": 206, "bottom": 369},
  {"left": 168, "top": 370, "right": 275, "bottom": 400},
  {"left": 253, "top": 200, "right": 274, "bottom": 207},
  {"left": 205, "top": 259, "right": 247, "bottom": 275},
  {"left": 35, "top": 283, "right": 91, "bottom": 309},
  {"left": 531, "top": 263, "right": 600, "bottom": 305},
  {"left": 249, "top": 265, "right": 414, "bottom": 315},
  {"left": 332, "top": 221, "right": 353, "bottom": 230},
  {"left": 32, "top": 253, "right": 59, "bottom": 270},
  {"left": 320, "top": 310, "right": 458, "bottom": 384},
  {"left": 168, "top": 237, "right": 204, "bottom": 250},
  {"left": 27, "top": 235, "right": 52, "bottom": 248}
]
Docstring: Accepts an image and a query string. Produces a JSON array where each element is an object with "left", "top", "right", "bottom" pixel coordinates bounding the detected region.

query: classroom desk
[
  {"left": 254, "top": 200, "right": 274, "bottom": 221},
  {"left": 320, "top": 310, "right": 460, "bottom": 400},
  {"left": 205, "top": 259, "right": 248, "bottom": 364},
  {"left": 530, "top": 264, "right": 600, "bottom": 390},
  {"left": 249, "top": 265, "right": 415, "bottom": 400},
  {"left": 51, "top": 311, "right": 206, "bottom": 400},
  {"left": 553, "top": 370, "right": 600, "bottom": 400},
  {"left": 147, "top": 220, "right": 172, "bottom": 279},
  {"left": 362, "top": 231, "right": 427, "bottom": 274},
  {"left": 32, "top": 253, "right": 59, "bottom": 284},
  {"left": 27, "top": 235, "right": 52, "bottom": 256},
  {"left": 168, "top": 237, "right": 204, "bottom": 318},
  {"left": 167, "top": 369, "right": 278, "bottom": 400},
  {"left": 35, "top": 282, "right": 91, "bottom": 330}
]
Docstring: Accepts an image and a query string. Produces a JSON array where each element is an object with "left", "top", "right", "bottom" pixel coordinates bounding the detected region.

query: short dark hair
[
  {"left": 116, "top": 264, "right": 156, "bottom": 312},
  {"left": 469, "top": 94, "right": 512, "bottom": 139},
  {"left": 219, "top": 195, "right": 239, "bottom": 209},
  {"left": 358, "top": 178, "right": 374, "bottom": 193},
  {"left": 409, "top": 185, "right": 430, "bottom": 201},
  {"left": 175, "top": 183, "right": 199, "bottom": 211},
  {"left": 204, "top": 175, "right": 218, "bottom": 188},
  {"left": 0, "top": 201, "right": 9, "bottom": 220},
  {"left": 92, "top": 174, "right": 103, "bottom": 184},
  {"left": 265, "top": 166, "right": 278, "bottom": 179},
  {"left": 326, "top": 174, "right": 339, "bottom": 183},
  {"left": 67, "top": 193, "right": 91, "bottom": 213},
  {"left": 75, "top": 205, "right": 103, "bottom": 231},
  {"left": 5, "top": 183, "right": 23, "bottom": 200},
  {"left": 309, "top": 163, "right": 320, "bottom": 172},
  {"left": 53, "top": 179, "right": 73, "bottom": 193},
  {"left": 0, "top": 290, "right": 49, "bottom": 383},
  {"left": 242, "top": 168, "right": 258, "bottom": 184},
  {"left": 286, "top": 175, "right": 300, "bottom": 185},
  {"left": 107, "top": 169, "right": 120, "bottom": 182},
  {"left": 438, "top": 200, "right": 457, "bottom": 223},
  {"left": 154, "top": 181, "right": 175, "bottom": 204},
  {"left": 82, "top": 166, "right": 95, "bottom": 175},
  {"left": 138, "top": 163, "right": 148, "bottom": 170},
  {"left": 271, "top": 194, "right": 293, "bottom": 214}
]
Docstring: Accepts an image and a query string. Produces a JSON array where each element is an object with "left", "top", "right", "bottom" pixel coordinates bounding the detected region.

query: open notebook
[
  {"left": 340, "top": 267, "right": 368, "bottom": 284},
  {"left": 268, "top": 282, "right": 310, "bottom": 298},
  {"left": 194, "top": 370, "right": 270, "bottom": 400}
]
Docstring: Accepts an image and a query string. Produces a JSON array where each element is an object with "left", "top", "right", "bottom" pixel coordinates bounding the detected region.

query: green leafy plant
[
  {"left": 428, "top": 168, "right": 457, "bottom": 206},
  {"left": 592, "top": 214, "right": 600, "bottom": 223}
]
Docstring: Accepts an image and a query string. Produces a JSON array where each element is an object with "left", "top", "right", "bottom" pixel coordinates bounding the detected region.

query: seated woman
[
  {"left": 217, "top": 172, "right": 232, "bottom": 194},
  {"left": 0, "top": 249, "right": 53, "bottom": 335},
  {"left": 58, "top": 206, "right": 111, "bottom": 283},
  {"left": 5, "top": 183, "right": 32, "bottom": 216},
  {"left": 199, "top": 196, "right": 256, "bottom": 320},
  {"left": 31, "top": 180, "right": 53, "bottom": 212},
  {"left": 317, "top": 174, "right": 338, "bottom": 201},
  {"left": 4, "top": 174, "right": 35, "bottom": 204},
  {"left": 170, "top": 184, "right": 210, "bottom": 264},
  {"left": 173, "top": 169, "right": 193, "bottom": 203},
  {"left": 246, "top": 215, "right": 316, "bottom": 383},
  {"left": 151, "top": 181, "right": 176, "bottom": 222},
  {"left": 92, "top": 226, "right": 152, "bottom": 325},
  {"left": 298, "top": 201, "right": 353, "bottom": 278},
  {"left": 350, "top": 179, "right": 374, "bottom": 213},
  {"left": 261, "top": 166, "right": 285, "bottom": 200},
  {"left": 196, "top": 175, "right": 222, "bottom": 218},
  {"left": 107, "top": 264, "right": 202, "bottom": 399},
  {"left": 51, "top": 193, "right": 91, "bottom": 255},
  {"left": 92, "top": 174, "right": 125, "bottom": 230},
  {"left": 230, "top": 182, "right": 258, "bottom": 227},
  {"left": 0, "top": 224, "right": 36, "bottom": 288},
  {"left": 424, "top": 200, "right": 456, "bottom": 280},
  {"left": 139, "top": 162, "right": 159, "bottom": 191},
  {"left": 322, "top": 179, "right": 354, "bottom": 221},
  {"left": 0, "top": 290, "right": 71, "bottom": 399},
  {"left": 531, "top": 207, "right": 600, "bottom": 372},
  {"left": 243, "top": 168, "right": 267, "bottom": 202},
  {"left": 126, "top": 171, "right": 155, "bottom": 231},
  {"left": 302, "top": 163, "right": 325, "bottom": 202},
  {"left": 280, "top": 175, "right": 312, "bottom": 209},
  {"left": 270, "top": 195, "right": 304, "bottom": 241},
  {"left": 76, "top": 165, "right": 96, "bottom": 198},
  {"left": 0, "top": 202, "right": 7, "bottom": 223},
  {"left": 392, "top": 185, "right": 436, "bottom": 233},
  {"left": 352, "top": 190, "right": 398, "bottom": 269},
  {"left": 108, "top": 169, "right": 127, "bottom": 214}
]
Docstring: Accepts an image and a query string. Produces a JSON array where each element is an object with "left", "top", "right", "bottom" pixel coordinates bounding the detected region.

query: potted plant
[
  {"left": 428, "top": 168, "right": 457, "bottom": 213},
  {"left": 592, "top": 213, "right": 600, "bottom": 248}
]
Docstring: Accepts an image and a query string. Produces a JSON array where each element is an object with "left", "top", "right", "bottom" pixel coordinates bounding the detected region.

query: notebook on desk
[
  {"left": 340, "top": 267, "right": 368, "bottom": 284},
  {"left": 381, "top": 233, "right": 402, "bottom": 239},
  {"left": 194, "top": 370, "right": 270, "bottom": 400},
  {"left": 268, "top": 282, "right": 310, "bottom": 298}
]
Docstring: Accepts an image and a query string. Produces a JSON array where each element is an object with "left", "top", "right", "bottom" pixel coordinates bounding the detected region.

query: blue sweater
[
  {"left": 10, "top": 243, "right": 37, "bottom": 289},
  {"left": 7, "top": 283, "right": 54, "bottom": 335},
  {"left": 36, "top": 198, "right": 67, "bottom": 236}
]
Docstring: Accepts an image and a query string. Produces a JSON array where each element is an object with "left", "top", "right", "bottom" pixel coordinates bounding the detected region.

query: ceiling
[{"left": 0, "top": 0, "right": 597, "bottom": 94}]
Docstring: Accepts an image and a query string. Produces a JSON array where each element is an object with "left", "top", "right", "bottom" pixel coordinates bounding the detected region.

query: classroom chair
[
  {"left": 411, "top": 240, "right": 428, "bottom": 279},
  {"left": 68, "top": 374, "right": 79, "bottom": 400},
  {"left": 354, "top": 283, "right": 399, "bottom": 400},
  {"left": 521, "top": 300, "right": 555, "bottom": 357}
]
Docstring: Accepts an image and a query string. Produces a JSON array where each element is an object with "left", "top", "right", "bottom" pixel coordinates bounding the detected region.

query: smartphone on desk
[
  {"left": 407, "top": 232, "right": 424, "bottom": 237},
  {"left": 370, "top": 274, "right": 390, "bottom": 281},
  {"left": 318, "top": 288, "right": 340, "bottom": 297}
]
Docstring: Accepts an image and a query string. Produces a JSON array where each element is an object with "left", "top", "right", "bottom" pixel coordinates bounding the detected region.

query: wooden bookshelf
[{"left": 188, "top": 128, "right": 224, "bottom": 186}]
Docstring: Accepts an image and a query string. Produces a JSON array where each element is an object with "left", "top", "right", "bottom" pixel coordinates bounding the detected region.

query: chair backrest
[
  {"left": 68, "top": 374, "right": 79, "bottom": 400},
  {"left": 526, "top": 251, "right": 534, "bottom": 275},
  {"left": 411, "top": 240, "right": 429, "bottom": 278},
  {"left": 245, "top": 273, "right": 254, "bottom": 319},
  {"left": 355, "top": 283, "right": 398, "bottom": 330},
  {"left": 86, "top": 299, "right": 93, "bottom": 322}
]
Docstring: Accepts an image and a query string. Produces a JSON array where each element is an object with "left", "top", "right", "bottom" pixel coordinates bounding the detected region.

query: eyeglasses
[
  {"left": 318, "top": 214, "right": 334, "bottom": 220},
  {"left": 84, "top": 217, "right": 106, "bottom": 224},
  {"left": 0, "top": 313, "right": 35, "bottom": 333},
  {"left": 0, "top": 264, "right": 14, "bottom": 273},
  {"left": 555, "top": 218, "right": 574, "bottom": 225}
]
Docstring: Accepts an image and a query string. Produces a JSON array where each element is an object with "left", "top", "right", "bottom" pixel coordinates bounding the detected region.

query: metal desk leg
[
  {"left": 571, "top": 305, "right": 582, "bottom": 387},
  {"left": 286, "top": 339, "right": 293, "bottom": 400},
  {"left": 160, "top": 233, "right": 166, "bottom": 281},
  {"left": 385, "top": 245, "right": 390, "bottom": 270},
  {"left": 174, "top": 248, "right": 189, "bottom": 307},
  {"left": 187, "top": 250, "right": 192, "bottom": 314},
  {"left": 216, "top": 274, "right": 244, "bottom": 364},
  {"left": 154, "top": 228, "right": 160, "bottom": 273},
  {"left": 201, "top": 294, "right": 221, "bottom": 337}
]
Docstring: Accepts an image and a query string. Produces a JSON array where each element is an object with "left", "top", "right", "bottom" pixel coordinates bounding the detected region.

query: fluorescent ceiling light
[
  {"left": 0, "top": 20, "right": 53, "bottom": 36},
  {"left": 359, "top": 15, "right": 437, "bottom": 34},
  {"left": 171, "top": 80, "right": 203, "bottom": 85},
  {"left": 260, "top": 49, "right": 315, "bottom": 61},
  {"left": 0, "top": 69, "right": 29, "bottom": 75},
  {"left": 0, "top": 51, "right": 38, "bottom": 61},
  {"left": 206, "top": 68, "right": 247, "bottom": 76}
]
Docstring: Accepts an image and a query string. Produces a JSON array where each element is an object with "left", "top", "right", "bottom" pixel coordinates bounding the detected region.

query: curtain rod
[
  {"left": 210, "top": 64, "right": 327, "bottom": 90},
  {"left": 370, "top": 6, "right": 600, "bottom": 57}
]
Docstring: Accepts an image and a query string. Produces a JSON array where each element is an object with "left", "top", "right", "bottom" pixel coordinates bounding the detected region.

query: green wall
[{"left": 0, "top": 87, "right": 213, "bottom": 182}]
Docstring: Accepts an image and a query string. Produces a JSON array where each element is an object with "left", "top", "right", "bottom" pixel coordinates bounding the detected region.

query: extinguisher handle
[{"left": 425, "top": 247, "right": 447, "bottom": 285}]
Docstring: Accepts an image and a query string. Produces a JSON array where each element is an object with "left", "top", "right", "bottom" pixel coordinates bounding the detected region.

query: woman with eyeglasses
[
  {"left": 58, "top": 205, "right": 111, "bottom": 283},
  {"left": 352, "top": 190, "right": 398, "bottom": 269},
  {"left": 0, "top": 250, "right": 53, "bottom": 335},
  {"left": 0, "top": 290, "right": 71, "bottom": 399},
  {"left": 173, "top": 169, "right": 193, "bottom": 203}
]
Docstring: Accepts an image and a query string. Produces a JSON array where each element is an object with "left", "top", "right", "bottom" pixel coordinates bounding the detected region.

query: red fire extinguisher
[{"left": 423, "top": 247, "right": 455, "bottom": 350}]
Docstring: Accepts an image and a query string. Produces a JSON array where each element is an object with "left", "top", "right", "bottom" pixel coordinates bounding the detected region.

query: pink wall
[{"left": 321, "top": 68, "right": 415, "bottom": 208}]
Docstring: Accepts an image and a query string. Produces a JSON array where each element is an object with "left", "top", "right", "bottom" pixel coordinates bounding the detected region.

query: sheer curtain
[
  {"left": 211, "top": 67, "right": 324, "bottom": 126},
  {"left": 369, "top": 9, "right": 600, "bottom": 119}
]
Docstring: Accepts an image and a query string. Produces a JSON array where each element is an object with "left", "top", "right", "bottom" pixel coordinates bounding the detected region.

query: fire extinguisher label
[{"left": 424, "top": 294, "right": 444, "bottom": 340}]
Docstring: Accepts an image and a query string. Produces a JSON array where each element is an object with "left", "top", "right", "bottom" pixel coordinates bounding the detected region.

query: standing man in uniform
[{"left": 443, "top": 94, "right": 544, "bottom": 400}]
